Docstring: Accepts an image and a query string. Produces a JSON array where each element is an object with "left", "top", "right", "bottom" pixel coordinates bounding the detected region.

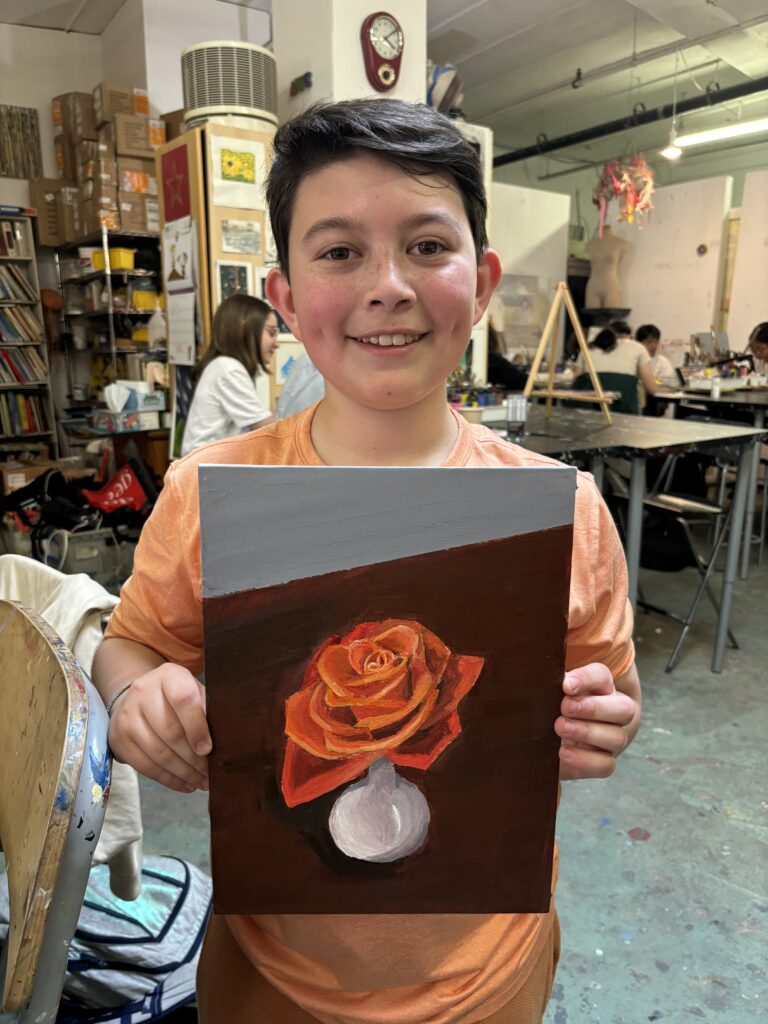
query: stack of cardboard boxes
[{"left": 31, "top": 82, "right": 165, "bottom": 246}]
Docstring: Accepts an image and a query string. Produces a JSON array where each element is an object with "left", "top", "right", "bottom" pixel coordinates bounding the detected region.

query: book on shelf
[
  {"left": 0, "top": 391, "right": 48, "bottom": 436},
  {"left": 0, "top": 264, "right": 36, "bottom": 301},
  {"left": 0, "top": 347, "right": 47, "bottom": 384},
  {"left": 0, "top": 305, "right": 44, "bottom": 342}
]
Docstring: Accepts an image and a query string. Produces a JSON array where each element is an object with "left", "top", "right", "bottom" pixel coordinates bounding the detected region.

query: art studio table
[
  {"left": 659, "top": 388, "right": 768, "bottom": 580},
  {"left": 478, "top": 404, "right": 767, "bottom": 673}
]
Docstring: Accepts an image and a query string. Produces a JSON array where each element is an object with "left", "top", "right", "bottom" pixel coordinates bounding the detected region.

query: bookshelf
[{"left": 0, "top": 207, "right": 57, "bottom": 454}]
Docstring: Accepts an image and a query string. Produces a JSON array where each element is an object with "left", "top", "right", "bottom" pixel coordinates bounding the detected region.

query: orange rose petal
[
  {"left": 441, "top": 654, "right": 485, "bottom": 712},
  {"left": 308, "top": 685, "right": 367, "bottom": 739},
  {"left": 371, "top": 623, "right": 421, "bottom": 658},
  {"left": 421, "top": 625, "right": 451, "bottom": 679},
  {"left": 324, "top": 663, "right": 409, "bottom": 707},
  {"left": 347, "top": 639, "right": 381, "bottom": 674},
  {"left": 281, "top": 742, "right": 375, "bottom": 807},
  {"left": 284, "top": 688, "right": 345, "bottom": 761},
  {"left": 324, "top": 689, "right": 438, "bottom": 756},
  {"left": 353, "top": 659, "right": 437, "bottom": 730},
  {"left": 391, "top": 710, "right": 462, "bottom": 770},
  {"left": 316, "top": 644, "right": 362, "bottom": 695}
]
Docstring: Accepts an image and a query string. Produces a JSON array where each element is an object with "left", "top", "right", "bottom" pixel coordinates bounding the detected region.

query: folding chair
[
  {"left": 0, "top": 600, "right": 110, "bottom": 1023},
  {"left": 609, "top": 453, "right": 739, "bottom": 672}
]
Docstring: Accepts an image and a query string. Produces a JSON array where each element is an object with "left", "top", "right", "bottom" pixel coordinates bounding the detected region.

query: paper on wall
[
  {"left": 167, "top": 291, "right": 196, "bottom": 366},
  {"left": 211, "top": 136, "right": 266, "bottom": 210}
]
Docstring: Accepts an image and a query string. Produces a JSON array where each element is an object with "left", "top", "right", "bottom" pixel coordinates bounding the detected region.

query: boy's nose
[{"left": 365, "top": 257, "right": 416, "bottom": 310}]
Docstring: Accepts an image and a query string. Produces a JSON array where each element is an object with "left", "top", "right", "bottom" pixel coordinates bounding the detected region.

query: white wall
[
  {"left": 727, "top": 170, "right": 768, "bottom": 352},
  {"left": 142, "top": 0, "right": 271, "bottom": 115},
  {"left": 274, "top": 0, "right": 426, "bottom": 121},
  {"left": 490, "top": 183, "right": 571, "bottom": 357},
  {"left": 0, "top": 24, "right": 102, "bottom": 206},
  {"left": 100, "top": 0, "right": 147, "bottom": 94},
  {"left": 613, "top": 177, "right": 732, "bottom": 346}
]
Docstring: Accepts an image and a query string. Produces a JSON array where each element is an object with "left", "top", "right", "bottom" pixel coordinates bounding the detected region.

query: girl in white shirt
[{"left": 182, "top": 294, "right": 279, "bottom": 455}]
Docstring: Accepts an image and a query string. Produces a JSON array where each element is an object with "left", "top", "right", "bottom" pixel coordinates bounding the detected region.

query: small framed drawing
[{"left": 217, "top": 261, "right": 253, "bottom": 305}]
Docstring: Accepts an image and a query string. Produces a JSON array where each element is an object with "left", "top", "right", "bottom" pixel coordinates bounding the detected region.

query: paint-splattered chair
[{"left": 0, "top": 599, "right": 110, "bottom": 1024}]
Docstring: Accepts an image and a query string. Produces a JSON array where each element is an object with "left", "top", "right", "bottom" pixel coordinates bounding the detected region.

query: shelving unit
[
  {"left": 55, "top": 225, "right": 160, "bottom": 389},
  {"left": 0, "top": 206, "right": 57, "bottom": 455}
]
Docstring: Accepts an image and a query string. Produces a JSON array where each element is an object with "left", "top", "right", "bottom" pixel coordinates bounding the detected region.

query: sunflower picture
[{"left": 220, "top": 148, "right": 256, "bottom": 184}]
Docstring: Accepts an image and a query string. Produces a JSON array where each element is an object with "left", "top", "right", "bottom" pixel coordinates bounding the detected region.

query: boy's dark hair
[
  {"left": 749, "top": 322, "right": 768, "bottom": 344},
  {"left": 590, "top": 328, "right": 617, "bottom": 353},
  {"left": 636, "top": 323, "right": 661, "bottom": 343},
  {"left": 196, "top": 293, "right": 272, "bottom": 379},
  {"left": 266, "top": 99, "right": 488, "bottom": 275}
]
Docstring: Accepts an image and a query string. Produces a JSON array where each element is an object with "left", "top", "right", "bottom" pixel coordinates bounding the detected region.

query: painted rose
[{"left": 281, "top": 619, "right": 484, "bottom": 807}]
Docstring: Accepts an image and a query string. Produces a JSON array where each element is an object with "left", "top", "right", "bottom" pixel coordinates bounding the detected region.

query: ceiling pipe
[
  {"left": 492, "top": 74, "right": 768, "bottom": 167},
  {"left": 472, "top": 13, "right": 768, "bottom": 122}
]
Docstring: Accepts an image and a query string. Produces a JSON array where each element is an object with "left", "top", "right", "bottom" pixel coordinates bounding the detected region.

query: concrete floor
[{"left": 138, "top": 560, "right": 768, "bottom": 1023}]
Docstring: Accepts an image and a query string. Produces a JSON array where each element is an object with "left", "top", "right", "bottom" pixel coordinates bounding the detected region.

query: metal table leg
[
  {"left": 590, "top": 456, "right": 604, "bottom": 492},
  {"left": 626, "top": 457, "right": 646, "bottom": 611},
  {"left": 740, "top": 408, "right": 765, "bottom": 579},
  {"left": 713, "top": 443, "right": 752, "bottom": 672}
]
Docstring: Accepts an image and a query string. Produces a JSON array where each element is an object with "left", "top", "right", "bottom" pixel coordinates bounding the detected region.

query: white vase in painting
[{"left": 328, "top": 758, "right": 430, "bottom": 863}]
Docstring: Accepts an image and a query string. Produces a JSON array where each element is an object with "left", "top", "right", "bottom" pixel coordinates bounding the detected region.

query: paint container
[
  {"left": 505, "top": 394, "right": 528, "bottom": 443},
  {"left": 711, "top": 377, "right": 722, "bottom": 400}
]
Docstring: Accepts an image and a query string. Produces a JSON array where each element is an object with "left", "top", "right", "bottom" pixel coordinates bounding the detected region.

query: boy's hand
[
  {"left": 108, "top": 664, "right": 212, "bottom": 794},
  {"left": 555, "top": 662, "right": 641, "bottom": 781}
]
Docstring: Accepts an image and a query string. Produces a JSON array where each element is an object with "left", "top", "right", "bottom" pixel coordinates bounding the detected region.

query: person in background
[
  {"left": 181, "top": 294, "right": 278, "bottom": 455},
  {"left": 486, "top": 322, "right": 528, "bottom": 390},
  {"left": 747, "top": 322, "right": 768, "bottom": 373},
  {"left": 610, "top": 319, "right": 633, "bottom": 343},
  {"left": 577, "top": 326, "right": 657, "bottom": 415},
  {"left": 636, "top": 324, "right": 675, "bottom": 381}
]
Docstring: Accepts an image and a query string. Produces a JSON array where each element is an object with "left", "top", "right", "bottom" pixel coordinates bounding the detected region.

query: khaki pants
[{"left": 197, "top": 912, "right": 560, "bottom": 1024}]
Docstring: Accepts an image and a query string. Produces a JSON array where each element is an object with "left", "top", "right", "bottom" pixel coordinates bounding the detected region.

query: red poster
[{"left": 161, "top": 146, "right": 191, "bottom": 222}]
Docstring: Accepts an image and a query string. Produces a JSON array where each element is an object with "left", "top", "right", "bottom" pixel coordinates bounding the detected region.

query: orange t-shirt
[{"left": 107, "top": 404, "right": 634, "bottom": 1024}]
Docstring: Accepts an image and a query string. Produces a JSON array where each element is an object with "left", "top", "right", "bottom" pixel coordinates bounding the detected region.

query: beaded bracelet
[{"left": 105, "top": 681, "right": 134, "bottom": 717}]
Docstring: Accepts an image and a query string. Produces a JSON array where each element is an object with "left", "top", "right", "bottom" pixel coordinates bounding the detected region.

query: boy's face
[
  {"left": 643, "top": 337, "right": 659, "bottom": 357},
  {"left": 267, "top": 154, "right": 500, "bottom": 412}
]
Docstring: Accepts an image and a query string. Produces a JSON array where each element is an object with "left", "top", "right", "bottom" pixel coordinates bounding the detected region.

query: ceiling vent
[{"left": 182, "top": 41, "right": 278, "bottom": 126}]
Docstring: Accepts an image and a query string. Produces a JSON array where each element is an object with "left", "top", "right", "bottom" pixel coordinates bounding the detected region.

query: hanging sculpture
[{"left": 593, "top": 155, "right": 654, "bottom": 236}]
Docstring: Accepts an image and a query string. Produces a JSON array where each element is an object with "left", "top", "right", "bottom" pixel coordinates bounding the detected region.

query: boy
[{"left": 93, "top": 99, "right": 641, "bottom": 1024}]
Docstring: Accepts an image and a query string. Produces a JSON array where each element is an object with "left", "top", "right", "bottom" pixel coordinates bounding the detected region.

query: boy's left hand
[{"left": 555, "top": 662, "right": 641, "bottom": 781}]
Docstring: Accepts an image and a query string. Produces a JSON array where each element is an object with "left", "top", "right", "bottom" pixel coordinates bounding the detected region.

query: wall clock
[{"left": 361, "top": 12, "right": 404, "bottom": 92}]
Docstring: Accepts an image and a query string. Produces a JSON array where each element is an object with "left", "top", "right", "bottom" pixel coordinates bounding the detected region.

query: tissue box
[{"left": 90, "top": 409, "right": 142, "bottom": 433}]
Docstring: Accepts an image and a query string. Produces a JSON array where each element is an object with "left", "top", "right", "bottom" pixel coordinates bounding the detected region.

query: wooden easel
[{"left": 523, "top": 281, "right": 613, "bottom": 425}]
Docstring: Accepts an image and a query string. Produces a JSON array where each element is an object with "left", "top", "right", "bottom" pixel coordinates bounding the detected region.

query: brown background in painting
[{"left": 204, "top": 526, "right": 572, "bottom": 914}]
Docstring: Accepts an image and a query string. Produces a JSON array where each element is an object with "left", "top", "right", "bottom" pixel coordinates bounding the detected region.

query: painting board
[
  {"left": 201, "top": 465, "right": 576, "bottom": 914},
  {"left": 216, "top": 260, "right": 253, "bottom": 304}
]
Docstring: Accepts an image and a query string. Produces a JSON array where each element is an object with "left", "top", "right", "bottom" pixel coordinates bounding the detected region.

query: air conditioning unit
[{"left": 182, "top": 40, "right": 278, "bottom": 127}]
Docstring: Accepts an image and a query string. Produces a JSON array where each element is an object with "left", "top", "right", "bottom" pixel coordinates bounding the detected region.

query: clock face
[{"left": 369, "top": 14, "right": 403, "bottom": 59}]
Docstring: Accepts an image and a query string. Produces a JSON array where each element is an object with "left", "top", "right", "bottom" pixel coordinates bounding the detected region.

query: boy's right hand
[{"left": 108, "top": 663, "right": 211, "bottom": 794}]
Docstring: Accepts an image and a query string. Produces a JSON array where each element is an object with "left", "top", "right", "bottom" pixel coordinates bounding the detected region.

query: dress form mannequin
[{"left": 585, "top": 226, "right": 628, "bottom": 308}]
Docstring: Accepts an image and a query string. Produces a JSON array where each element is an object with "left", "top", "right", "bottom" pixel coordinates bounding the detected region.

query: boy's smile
[{"left": 267, "top": 154, "right": 500, "bottom": 414}]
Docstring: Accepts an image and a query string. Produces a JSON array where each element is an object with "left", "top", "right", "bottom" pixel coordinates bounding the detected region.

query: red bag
[{"left": 82, "top": 464, "right": 150, "bottom": 514}]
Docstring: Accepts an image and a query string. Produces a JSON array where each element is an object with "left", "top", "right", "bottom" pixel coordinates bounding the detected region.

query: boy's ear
[
  {"left": 473, "top": 248, "right": 503, "bottom": 326},
  {"left": 265, "top": 268, "right": 303, "bottom": 341}
]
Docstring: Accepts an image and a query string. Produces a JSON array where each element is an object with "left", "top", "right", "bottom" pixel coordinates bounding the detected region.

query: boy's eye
[
  {"left": 413, "top": 240, "right": 444, "bottom": 256},
  {"left": 323, "top": 247, "right": 352, "bottom": 261}
]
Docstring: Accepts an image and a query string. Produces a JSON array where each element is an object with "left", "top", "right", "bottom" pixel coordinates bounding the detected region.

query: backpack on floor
[{"left": 0, "top": 855, "right": 212, "bottom": 1024}]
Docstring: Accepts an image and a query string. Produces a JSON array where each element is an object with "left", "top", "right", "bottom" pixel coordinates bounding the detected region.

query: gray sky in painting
[{"left": 199, "top": 465, "right": 576, "bottom": 597}]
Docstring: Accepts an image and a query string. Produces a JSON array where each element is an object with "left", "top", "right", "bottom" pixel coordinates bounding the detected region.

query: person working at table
[
  {"left": 486, "top": 322, "right": 528, "bottom": 390},
  {"left": 576, "top": 326, "right": 656, "bottom": 414},
  {"left": 747, "top": 322, "right": 768, "bottom": 373}
]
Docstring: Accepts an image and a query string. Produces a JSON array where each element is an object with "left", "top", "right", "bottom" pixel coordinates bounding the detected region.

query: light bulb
[{"left": 661, "top": 126, "right": 682, "bottom": 160}]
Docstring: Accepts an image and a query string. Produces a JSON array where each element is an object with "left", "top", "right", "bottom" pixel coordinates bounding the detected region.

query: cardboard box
[
  {"left": 54, "top": 135, "right": 77, "bottom": 181},
  {"left": 118, "top": 192, "right": 160, "bottom": 234},
  {"left": 28, "top": 177, "right": 69, "bottom": 246},
  {"left": 0, "top": 459, "right": 60, "bottom": 496},
  {"left": 114, "top": 114, "right": 166, "bottom": 158},
  {"left": 93, "top": 83, "right": 133, "bottom": 124},
  {"left": 75, "top": 138, "right": 116, "bottom": 166},
  {"left": 161, "top": 109, "right": 186, "bottom": 141},
  {"left": 56, "top": 187, "right": 82, "bottom": 243},
  {"left": 52, "top": 92, "right": 96, "bottom": 141},
  {"left": 98, "top": 123, "right": 117, "bottom": 152},
  {"left": 79, "top": 181, "right": 118, "bottom": 210},
  {"left": 117, "top": 156, "right": 158, "bottom": 195},
  {"left": 80, "top": 202, "right": 121, "bottom": 234},
  {"left": 77, "top": 158, "right": 118, "bottom": 188}
]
